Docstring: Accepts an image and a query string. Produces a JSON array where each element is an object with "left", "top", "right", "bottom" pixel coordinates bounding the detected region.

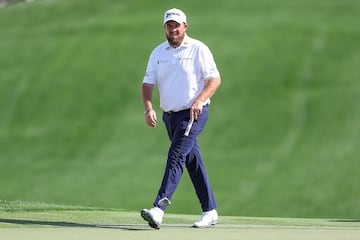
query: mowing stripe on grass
[{"left": 1, "top": 226, "right": 360, "bottom": 240}]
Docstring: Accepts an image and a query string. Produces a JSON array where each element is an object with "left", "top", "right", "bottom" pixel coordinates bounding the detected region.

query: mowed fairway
[
  {"left": 0, "top": 202, "right": 359, "bottom": 240},
  {"left": 1, "top": 227, "right": 359, "bottom": 240},
  {"left": 1, "top": 0, "right": 360, "bottom": 229}
]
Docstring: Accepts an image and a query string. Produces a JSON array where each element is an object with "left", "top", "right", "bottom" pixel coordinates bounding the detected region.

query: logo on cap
[
  {"left": 166, "top": 12, "right": 181, "bottom": 18},
  {"left": 163, "top": 8, "right": 186, "bottom": 24}
]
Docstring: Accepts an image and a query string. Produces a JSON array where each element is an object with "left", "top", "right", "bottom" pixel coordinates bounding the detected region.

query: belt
[
  {"left": 164, "top": 108, "right": 189, "bottom": 115},
  {"left": 164, "top": 104, "right": 209, "bottom": 115}
]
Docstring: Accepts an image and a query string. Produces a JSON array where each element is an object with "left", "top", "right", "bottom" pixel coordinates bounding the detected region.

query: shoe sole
[
  {"left": 141, "top": 209, "right": 160, "bottom": 229},
  {"left": 192, "top": 220, "right": 218, "bottom": 228}
]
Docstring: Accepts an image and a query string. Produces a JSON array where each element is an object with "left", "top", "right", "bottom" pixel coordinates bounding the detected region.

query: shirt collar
[{"left": 165, "top": 34, "right": 190, "bottom": 49}]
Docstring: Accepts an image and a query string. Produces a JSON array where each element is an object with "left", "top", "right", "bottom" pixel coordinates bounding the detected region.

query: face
[{"left": 164, "top": 20, "right": 188, "bottom": 48}]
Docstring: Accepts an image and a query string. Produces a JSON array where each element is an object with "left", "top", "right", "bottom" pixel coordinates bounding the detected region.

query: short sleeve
[
  {"left": 143, "top": 51, "right": 157, "bottom": 85},
  {"left": 199, "top": 44, "right": 220, "bottom": 81}
]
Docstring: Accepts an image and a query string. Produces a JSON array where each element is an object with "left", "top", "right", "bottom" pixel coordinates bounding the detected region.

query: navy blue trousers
[{"left": 153, "top": 105, "right": 217, "bottom": 212}]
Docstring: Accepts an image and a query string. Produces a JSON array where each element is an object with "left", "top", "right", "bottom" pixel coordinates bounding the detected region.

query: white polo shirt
[{"left": 143, "top": 35, "right": 220, "bottom": 112}]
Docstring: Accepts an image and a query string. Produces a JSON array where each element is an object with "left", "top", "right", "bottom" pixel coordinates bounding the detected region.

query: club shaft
[{"left": 184, "top": 119, "right": 194, "bottom": 136}]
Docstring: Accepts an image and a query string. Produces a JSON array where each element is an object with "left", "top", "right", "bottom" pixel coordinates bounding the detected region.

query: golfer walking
[{"left": 141, "top": 8, "right": 221, "bottom": 229}]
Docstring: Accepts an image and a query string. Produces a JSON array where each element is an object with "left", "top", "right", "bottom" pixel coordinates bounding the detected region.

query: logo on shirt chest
[
  {"left": 157, "top": 57, "right": 193, "bottom": 65},
  {"left": 180, "top": 57, "right": 193, "bottom": 61},
  {"left": 157, "top": 59, "right": 169, "bottom": 64}
]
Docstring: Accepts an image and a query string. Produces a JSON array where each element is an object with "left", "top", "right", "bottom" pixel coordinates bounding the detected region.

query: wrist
[{"left": 144, "top": 107, "right": 152, "bottom": 114}]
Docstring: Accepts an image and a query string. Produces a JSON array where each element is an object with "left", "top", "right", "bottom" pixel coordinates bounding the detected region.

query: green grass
[
  {"left": 0, "top": 201, "right": 359, "bottom": 240},
  {"left": 1, "top": 0, "right": 360, "bottom": 219}
]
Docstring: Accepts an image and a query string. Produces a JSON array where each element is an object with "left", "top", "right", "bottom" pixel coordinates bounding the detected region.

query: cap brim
[{"left": 164, "top": 17, "right": 185, "bottom": 24}]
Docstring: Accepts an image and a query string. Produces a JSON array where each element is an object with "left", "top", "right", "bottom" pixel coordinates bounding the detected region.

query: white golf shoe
[
  {"left": 141, "top": 207, "right": 164, "bottom": 229},
  {"left": 193, "top": 209, "right": 219, "bottom": 228}
]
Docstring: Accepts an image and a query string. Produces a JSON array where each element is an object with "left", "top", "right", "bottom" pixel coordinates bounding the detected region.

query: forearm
[
  {"left": 142, "top": 83, "right": 155, "bottom": 110},
  {"left": 190, "top": 77, "right": 221, "bottom": 120},
  {"left": 142, "top": 83, "right": 157, "bottom": 127},
  {"left": 195, "top": 77, "right": 221, "bottom": 104}
]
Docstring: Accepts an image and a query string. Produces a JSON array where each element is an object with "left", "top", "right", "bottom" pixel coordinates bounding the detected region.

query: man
[{"left": 141, "top": 8, "right": 221, "bottom": 229}]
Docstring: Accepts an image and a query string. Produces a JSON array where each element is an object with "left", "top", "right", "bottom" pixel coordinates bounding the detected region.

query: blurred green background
[{"left": 1, "top": 0, "right": 359, "bottom": 218}]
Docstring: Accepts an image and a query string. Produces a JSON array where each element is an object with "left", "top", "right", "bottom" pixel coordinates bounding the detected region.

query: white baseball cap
[{"left": 163, "top": 8, "right": 187, "bottom": 24}]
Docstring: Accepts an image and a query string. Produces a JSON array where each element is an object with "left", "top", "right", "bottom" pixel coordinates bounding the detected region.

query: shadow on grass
[
  {"left": 0, "top": 218, "right": 152, "bottom": 231},
  {"left": 330, "top": 219, "right": 360, "bottom": 223}
]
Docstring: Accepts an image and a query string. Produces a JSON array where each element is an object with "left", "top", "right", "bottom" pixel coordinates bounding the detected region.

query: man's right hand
[{"left": 145, "top": 109, "right": 157, "bottom": 127}]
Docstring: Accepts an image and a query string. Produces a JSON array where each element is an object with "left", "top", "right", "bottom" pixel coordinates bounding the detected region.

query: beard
[{"left": 166, "top": 32, "right": 184, "bottom": 48}]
